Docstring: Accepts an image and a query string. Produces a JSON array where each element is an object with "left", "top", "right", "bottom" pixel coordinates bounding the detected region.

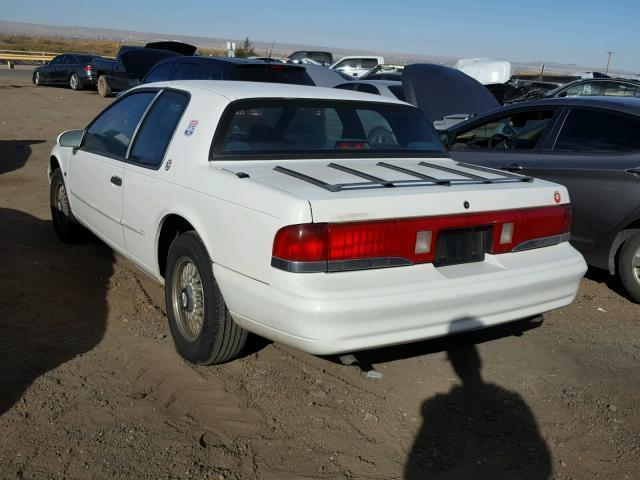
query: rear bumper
[{"left": 214, "top": 242, "right": 586, "bottom": 355}]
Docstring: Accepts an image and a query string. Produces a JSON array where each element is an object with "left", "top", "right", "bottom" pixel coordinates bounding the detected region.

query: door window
[
  {"left": 451, "top": 110, "right": 555, "bottom": 150},
  {"left": 336, "top": 59, "right": 359, "bottom": 69},
  {"left": 554, "top": 108, "right": 640, "bottom": 152},
  {"left": 128, "top": 90, "right": 190, "bottom": 168},
  {"left": 174, "top": 63, "right": 223, "bottom": 80},
  {"left": 361, "top": 59, "right": 378, "bottom": 69},
  {"left": 49, "top": 55, "right": 63, "bottom": 65},
  {"left": 83, "top": 92, "right": 156, "bottom": 159}
]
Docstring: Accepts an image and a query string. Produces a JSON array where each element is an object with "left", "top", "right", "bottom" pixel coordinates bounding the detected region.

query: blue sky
[{"left": 4, "top": 0, "right": 639, "bottom": 71}]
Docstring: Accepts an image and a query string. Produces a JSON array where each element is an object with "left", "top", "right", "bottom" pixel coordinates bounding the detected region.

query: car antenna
[{"left": 268, "top": 41, "right": 276, "bottom": 61}]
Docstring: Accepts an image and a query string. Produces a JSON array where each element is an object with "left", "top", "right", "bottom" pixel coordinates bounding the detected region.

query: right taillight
[{"left": 271, "top": 204, "right": 572, "bottom": 273}]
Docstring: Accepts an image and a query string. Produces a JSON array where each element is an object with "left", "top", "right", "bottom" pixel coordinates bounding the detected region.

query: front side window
[
  {"left": 212, "top": 99, "right": 445, "bottom": 159},
  {"left": 554, "top": 108, "right": 640, "bottom": 152},
  {"left": 129, "top": 90, "right": 189, "bottom": 168},
  {"left": 451, "top": 110, "right": 555, "bottom": 150},
  {"left": 83, "top": 92, "right": 156, "bottom": 158},
  {"left": 49, "top": 55, "right": 63, "bottom": 65},
  {"left": 361, "top": 59, "right": 378, "bottom": 69}
]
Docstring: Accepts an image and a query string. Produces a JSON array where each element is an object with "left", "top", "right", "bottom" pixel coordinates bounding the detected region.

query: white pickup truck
[{"left": 48, "top": 81, "right": 587, "bottom": 364}]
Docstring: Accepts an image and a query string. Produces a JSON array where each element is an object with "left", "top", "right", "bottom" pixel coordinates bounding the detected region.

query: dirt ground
[{"left": 0, "top": 68, "right": 639, "bottom": 480}]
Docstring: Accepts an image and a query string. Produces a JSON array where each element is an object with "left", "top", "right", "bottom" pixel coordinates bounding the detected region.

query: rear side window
[
  {"left": 83, "top": 92, "right": 156, "bottom": 159},
  {"left": 174, "top": 63, "right": 223, "bottom": 81},
  {"left": 129, "top": 90, "right": 189, "bottom": 168},
  {"left": 555, "top": 108, "right": 640, "bottom": 152},
  {"left": 145, "top": 63, "right": 173, "bottom": 83}
]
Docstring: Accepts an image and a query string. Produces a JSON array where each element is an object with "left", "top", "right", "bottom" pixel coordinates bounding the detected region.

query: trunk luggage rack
[{"left": 273, "top": 161, "right": 533, "bottom": 192}]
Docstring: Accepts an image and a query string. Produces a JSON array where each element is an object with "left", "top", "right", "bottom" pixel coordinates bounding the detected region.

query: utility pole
[{"left": 605, "top": 51, "right": 613, "bottom": 75}]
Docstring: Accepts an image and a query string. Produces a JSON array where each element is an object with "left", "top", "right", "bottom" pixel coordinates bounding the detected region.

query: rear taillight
[
  {"left": 271, "top": 205, "right": 572, "bottom": 273},
  {"left": 83, "top": 65, "right": 93, "bottom": 73}
]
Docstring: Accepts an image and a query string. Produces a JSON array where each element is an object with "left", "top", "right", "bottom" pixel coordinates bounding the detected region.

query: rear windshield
[
  {"left": 231, "top": 65, "right": 314, "bottom": 86},
  {"left": 212, "top": 99, "right": 446, "bottom": 160}
]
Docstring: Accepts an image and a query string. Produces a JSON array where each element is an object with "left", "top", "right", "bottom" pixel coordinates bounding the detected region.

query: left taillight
[
  {"left": 271, "top": 204, "right": 572, "bottom": 273},
  {"left": 83, "top": 65, "right": 93, "bottom": 73}
]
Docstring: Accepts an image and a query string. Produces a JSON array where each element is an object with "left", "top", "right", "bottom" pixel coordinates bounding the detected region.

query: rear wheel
[
  {"left": 69, "top": 73, "right": 83, "bottom": 91},
  {"left": 165, "top": 231, "right": 247, "bottom": 364},
  {"left": 50, "top": 169, "right": 86, "bottom": 243},
  {"left": 618, "top": 232, "right": 640, "bottom": 303},
  {"left": 97, "top": 75, "right": 112, "bottom": 97}
]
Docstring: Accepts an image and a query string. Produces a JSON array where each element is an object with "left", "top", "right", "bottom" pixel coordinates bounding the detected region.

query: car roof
[
  {"left": 500, "top": 96, "right": 640, "bottom": 115},
  {"left": 138, "top": 80, "right": 408, "bottom": 104}
]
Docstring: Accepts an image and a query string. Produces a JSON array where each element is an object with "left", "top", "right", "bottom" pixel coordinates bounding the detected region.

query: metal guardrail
[{"left": 0, "top": 49, "right": 59, "bottom": 63}]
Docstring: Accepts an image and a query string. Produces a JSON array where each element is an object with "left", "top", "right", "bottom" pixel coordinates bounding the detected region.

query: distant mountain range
[{"left": 1, "top": 20, "right": 636, "bottom": 77}]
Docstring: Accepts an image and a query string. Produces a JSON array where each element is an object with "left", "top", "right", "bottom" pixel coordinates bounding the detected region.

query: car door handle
[
  {"left": 110, "top": 175, "right": 122, "bottom": 186},
  {"left": 500, "top": 163, "right": 525, "bottom": 172}
]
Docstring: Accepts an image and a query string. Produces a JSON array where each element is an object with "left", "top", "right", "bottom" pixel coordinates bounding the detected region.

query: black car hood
[
  {"left": 145, "top": 41, "right": 197, "bottom": 56},
  {"left": 402, "top": 64, "right": 499, "bottom": 122},
  {"left": 120, "top": 49, "right": 180, "bottom": 79}
]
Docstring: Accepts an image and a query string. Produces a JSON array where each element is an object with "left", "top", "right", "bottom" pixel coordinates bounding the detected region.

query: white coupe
[{"left": 48, "top": 81, "right": 587, "bottom": 364}]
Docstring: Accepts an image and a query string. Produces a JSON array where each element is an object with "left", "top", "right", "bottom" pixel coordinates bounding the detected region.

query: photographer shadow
[{"left": 405, "top": 319, "right": 552, "bottom": 479}]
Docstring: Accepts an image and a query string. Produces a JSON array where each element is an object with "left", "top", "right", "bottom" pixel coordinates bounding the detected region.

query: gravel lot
[{"left": 0, "top": 68, "right": 639, "bottom": 480}]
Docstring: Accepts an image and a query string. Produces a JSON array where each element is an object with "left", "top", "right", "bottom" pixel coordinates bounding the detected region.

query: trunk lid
[{"left": 218, "top": 158, "right": 568, "bottom": 223}]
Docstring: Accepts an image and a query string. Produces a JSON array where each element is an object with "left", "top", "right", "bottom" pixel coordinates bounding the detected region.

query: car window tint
[
  {"left": 174, "top": 63, "right": 223, "bottom": 80},
  {"left": 145, "top": 63, "right": 173, "bottom": 83},
  {"left": 452, "top": 110, "right": 554, "bottom": 150},
  {"left": 129, "top": 90, "right": 189, "bottom": 168},
  {"left": 50, "top": 56, "right": 63, "bottom": 65},
  {"left": 555, "top": 108, "right": 640, "bottom": 152},
  {"left": 357, "top": 84, "right": 380, "bottom": 95},
  {"left": 337, "top": 59, "right": 359, "bottom": 69},
  {"left": 64, "top": 55, "right": 77, "bottom": 64},
  {"left": 83, "top": 92, "right": 156, "bottom": 159}
]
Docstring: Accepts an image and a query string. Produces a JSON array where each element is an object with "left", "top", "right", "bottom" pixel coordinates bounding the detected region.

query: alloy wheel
[{"left": 171, "top": 257, "right": 205, "bottom": 342}]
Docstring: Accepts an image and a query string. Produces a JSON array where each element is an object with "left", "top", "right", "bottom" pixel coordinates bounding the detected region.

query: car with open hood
[
  {"left": 92, "top": 41, "right": 197, "bottom": 97},
  {"left": 47, "top": 81, "right": 585, "bottom": 364}
]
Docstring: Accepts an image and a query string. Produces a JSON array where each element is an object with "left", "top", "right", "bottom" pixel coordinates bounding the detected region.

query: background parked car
[
  {"left": 142, "top": 56, "right": 314, "bottom": 86},
  {"left": 546, "top": 78, "right": 640, "bottom": 98},
  {"left": 330, "top": 56, "right": 384, "bottom": 78},
  {"left": 33, "top": 53, "right": 103, "bottom": 90},
  {"left": 287, "top": 50, "right": 333, "bottom": 66},
  {"left": 361, "top": 64, "right": 404, "bottom": 81},
  {"left": 443, "top": 97, "right": 640, "bottom": 302},
  {"left": 92, "top": 41, "right": 196, "bottom": 97}
]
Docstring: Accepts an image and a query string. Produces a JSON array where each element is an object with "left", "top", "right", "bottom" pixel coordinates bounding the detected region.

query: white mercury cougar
[{"left": 48, "top": 81, "right": 587, "bottom": 364}]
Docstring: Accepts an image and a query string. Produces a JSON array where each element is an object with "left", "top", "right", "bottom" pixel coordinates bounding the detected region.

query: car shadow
[
  {"left": 0, "top": 140, "right": 45, "bottom": 175},
  {"left": 584, "top": 266, "right": 633, "bottom": 301},
  {"left": 404, "top": 319, "right": 552, "bottom": 479},
  {"left": 0, "top": 208, "right": 112, "bottom": 416}
]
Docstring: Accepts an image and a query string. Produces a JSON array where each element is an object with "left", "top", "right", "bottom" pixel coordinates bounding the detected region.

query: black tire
[
  {"left": 69, "top": 73, "right": 83, "bottom": 91},
  {"left": 50, "top": 169, "right": 86, "bottom": 243},
  {"left": 165, "top": 231, "right": 247, "bottom": 364},
  {"left": 97, "top": 75, "right": 112, "bottom": 97},
  {"left": 618, "top": 232, "right": 640, "bottom": 303}
]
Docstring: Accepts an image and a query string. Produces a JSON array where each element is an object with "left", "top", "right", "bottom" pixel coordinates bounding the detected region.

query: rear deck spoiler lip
[{"left": 272, "top": 161, "right": 533, "bottom": 193}]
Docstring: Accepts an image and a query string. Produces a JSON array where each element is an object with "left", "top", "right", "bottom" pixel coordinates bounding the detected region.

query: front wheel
[
  {"left": 165, "top": 231, "right": 248, "bottom": 364},
  {"left": 69, "top": 73, "right": 83, "bottom": 91},
  {"left": 618, "top": 232, "right": 640, "bottom": 303},
  {"left": 50, "top": 169, "right": 86, "bottom": 243},
  {"left": 34, "top": 72, "right": 42, "bottom": 86}
]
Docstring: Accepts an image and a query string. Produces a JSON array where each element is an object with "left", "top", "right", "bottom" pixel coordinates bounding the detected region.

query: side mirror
[{"left": 57, "top": 129, "right": 84, "bottom": 148}]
